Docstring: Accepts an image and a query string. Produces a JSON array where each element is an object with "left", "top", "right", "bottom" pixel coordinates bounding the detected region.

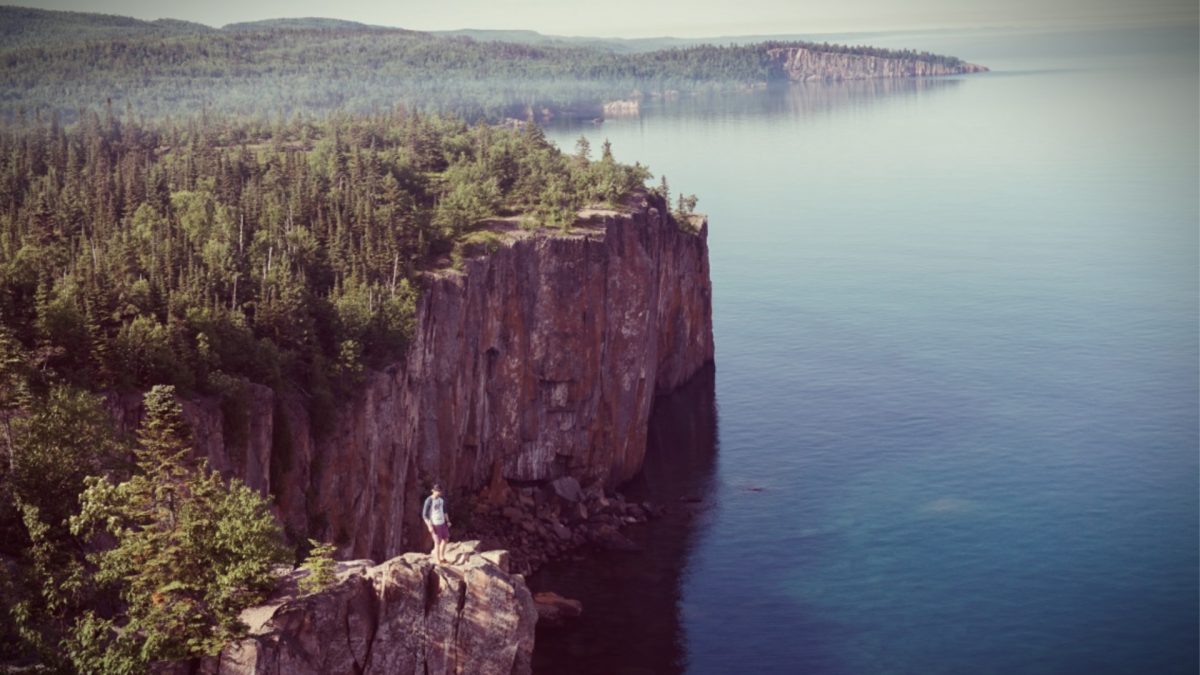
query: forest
[
  {"left": 0, "top": 105, "right": 664, "bottom": 671},
  {"left": 0, "top": 107, "right": 657, "bottom": 404},
  {"left": 0, "top": 5, "right": 972, "bottom": 122}
]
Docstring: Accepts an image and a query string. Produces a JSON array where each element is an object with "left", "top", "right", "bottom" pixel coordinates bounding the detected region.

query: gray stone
[
  {"left": 479, "top": 550, "right": 510, "bottom": 572},
  {"left": 549, "top": 476, "right": 583, "bottom": 503}
]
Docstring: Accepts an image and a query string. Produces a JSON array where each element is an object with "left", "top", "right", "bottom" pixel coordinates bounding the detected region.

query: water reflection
[
  {"left": 547, "top": 77, "right": 965, "bottom": 133},
  {"left": 662, "top": 78, "right": 963, "bottom": 120},
  {"left": 530, "top": 364, "right": 718, "bottom": 675}
]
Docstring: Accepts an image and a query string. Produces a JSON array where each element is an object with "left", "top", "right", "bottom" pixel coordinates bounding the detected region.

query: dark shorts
[{"left": 432, "top": 523, "right": 450, "bottom": 540}]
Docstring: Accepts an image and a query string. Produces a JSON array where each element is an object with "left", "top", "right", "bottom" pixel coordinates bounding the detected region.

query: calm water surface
[{"left": 535, "top": 25, "right": 1198, "bottom": 675}]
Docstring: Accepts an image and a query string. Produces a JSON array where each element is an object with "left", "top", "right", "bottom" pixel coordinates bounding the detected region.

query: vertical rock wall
[
  {"left": 113, "top": 192, "right": 714, "bottom": 561},
  {"left": 767, "top": 46, "right": 988, "bottom": 80}
]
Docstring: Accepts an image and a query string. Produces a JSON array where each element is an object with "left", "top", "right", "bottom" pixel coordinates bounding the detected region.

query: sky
[{"left": 13, "top": 0, "right": 1199, "bottom": 38}]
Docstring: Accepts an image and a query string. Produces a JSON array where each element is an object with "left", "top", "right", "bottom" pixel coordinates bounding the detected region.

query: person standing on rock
[{"left": 423, "top": 484, "right": 451, "bottom": 564}]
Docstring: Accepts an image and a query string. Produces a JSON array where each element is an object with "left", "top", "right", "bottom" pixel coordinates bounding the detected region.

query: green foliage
[
  {"left": 0, "top": 385, "right": 120, "bottom": 671},
  {"left": 298, "top": 539, "right": 338, "bottom": 595},
  {"left": 10, "top": 387, "right": 123, "bottom": 529},
  {"left": 11, "top": 503, "right": 91, "bottom": 671},
  {"left": 67, "top": 385, "right": 288, "bottom": 672},
  {"left": 674, "top": 193, "right": 700, "bottom": 231},
  {"left": 0, "top": 112, "right": 654, "bottom": 405},
  {"left": 0, "top": 318, "right": 31, "bottom": 469}
]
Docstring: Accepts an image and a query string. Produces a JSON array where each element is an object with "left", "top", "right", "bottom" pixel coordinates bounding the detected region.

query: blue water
[{"left": 538, "top": 25, "right": 1198, "bottom": 674}]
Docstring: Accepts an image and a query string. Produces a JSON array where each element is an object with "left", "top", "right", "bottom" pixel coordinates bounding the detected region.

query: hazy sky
[{"left": 15, "top": 0, "right": 1199, "bottom": 37}]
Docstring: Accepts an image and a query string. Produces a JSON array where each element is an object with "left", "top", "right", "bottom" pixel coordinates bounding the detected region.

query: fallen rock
[
  {"left": 532, "top": 592, "right": 583, "bottom": 626},
  {"left": 567, "top": 502, "right": 588, "bottom": 523},
  {"left": 549, "top": 476, "right": 583, "bottom": 503},
  {"left": 591, "top": 526, "right": 641, "bottom": 552}
]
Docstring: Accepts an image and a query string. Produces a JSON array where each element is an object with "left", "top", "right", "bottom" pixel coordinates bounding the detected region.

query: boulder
[
  {"left": 549, "top": 476, "right": 583, "bottom": 503},
  {"left": 591, "top": 526, "right": 641, "bottom": 552},
  {"left": 532, "top": 592, "right": 583, "bottom": 626}
]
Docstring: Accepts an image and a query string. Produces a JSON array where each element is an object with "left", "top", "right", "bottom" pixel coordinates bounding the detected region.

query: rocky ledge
[{"left": 192, "top": 542, "right": 536, "bottom": 675}]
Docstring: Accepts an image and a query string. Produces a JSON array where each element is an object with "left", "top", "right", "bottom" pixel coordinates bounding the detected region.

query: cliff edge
[
  {"left": 767, "top": 46, "right": 988, "bottom": 80},
  {"left": 198, "top": 541, "right": 536, "bottom": 675},
  {"left": 110, "top": 191, "right": 714, "bottom": 561}
]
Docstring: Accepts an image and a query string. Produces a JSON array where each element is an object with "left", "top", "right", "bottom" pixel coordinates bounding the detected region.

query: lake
[{"left": 535, "top": 24, "right": 1199, "bottom": 675}]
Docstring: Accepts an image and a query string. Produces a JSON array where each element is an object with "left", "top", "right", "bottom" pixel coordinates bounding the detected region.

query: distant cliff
[
  {"left": 109, "top": 192, "right": 714, "bottom": 561},
  {"left": 767, "top": 46, "right": 988, "bottom": 81},
  {"left": 0, "top": 5, "right": 986, "bottom": 122}
]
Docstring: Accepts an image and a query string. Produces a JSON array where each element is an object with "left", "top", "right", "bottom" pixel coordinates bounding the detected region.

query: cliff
[
  {"left": 109, "top": 192, "right": 714, "bottom": 561},
  {"left": 198, "top": 541, "right": 537, "bottom": 675},
  {"left": 767, "top": 46, "right": 988, "bottom": 81}
]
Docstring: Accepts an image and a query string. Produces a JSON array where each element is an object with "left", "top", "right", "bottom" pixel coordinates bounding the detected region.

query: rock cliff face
[
  {"left": 110, "top": 193, "right": 714, "bottom": 561},
  {"left": 767, "top": 47, "right": 988, "bottom": 81},
  {"left": 200, "top": 542, "right": 536, "bottom": 675}
]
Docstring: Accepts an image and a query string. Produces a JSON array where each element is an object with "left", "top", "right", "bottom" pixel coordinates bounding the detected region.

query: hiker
[{"left": 422, "top": 483, "right": 451, "bottom": 564}]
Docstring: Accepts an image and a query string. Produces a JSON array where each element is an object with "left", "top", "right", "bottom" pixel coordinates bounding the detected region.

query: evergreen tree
[
  {"left": 68, "top": 385, "right": 287, "bottom": 672},
  {"left": 298, "top": 539, "right": 338, "bottom": 595}
]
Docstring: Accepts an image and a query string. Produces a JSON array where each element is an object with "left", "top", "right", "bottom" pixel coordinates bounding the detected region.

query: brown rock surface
[
  {"left": 108, "top": 192, "right": 714, "bottom": 562},
  {"left": 532, "top": 592, "right": 583, "bottom": 626},
  {"left": 203, "top": 542, "right": 537, "bottom": 675}
]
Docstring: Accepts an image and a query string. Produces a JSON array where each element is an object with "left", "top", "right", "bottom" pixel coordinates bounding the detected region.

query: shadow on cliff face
[{"left": 529, "top": 363, "right": 718, "bottom": 675}]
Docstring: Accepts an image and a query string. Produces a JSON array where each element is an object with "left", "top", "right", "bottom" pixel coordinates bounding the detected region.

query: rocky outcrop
[
  {"left": 767, "top": 46, "right": 988, "bottom": 81},
  {"left": 201, "top": 542, "right": 536, "bottom": 675},
  {"left": 109, "top": 192, "right": 714, "bottom": 562}
]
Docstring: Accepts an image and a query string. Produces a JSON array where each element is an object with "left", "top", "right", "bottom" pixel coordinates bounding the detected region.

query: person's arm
[{"left": 422, "top": 496, "right": 432, "bottom": 527}]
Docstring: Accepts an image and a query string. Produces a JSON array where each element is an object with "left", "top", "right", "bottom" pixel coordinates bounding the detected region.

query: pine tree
[
  {"left": 68, "top": 385, "right": 287, "bottom": 672},
  {"left": 298, "top": 539, "right": 338, "bottom": 595}
]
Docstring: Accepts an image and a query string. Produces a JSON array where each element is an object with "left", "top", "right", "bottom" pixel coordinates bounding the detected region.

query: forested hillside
[
  {"left": 0, "top": 6, "right": 975, "bottom": 122},
  {"left": 0, "top": 108, "right": 652, "bottom": 404}
]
